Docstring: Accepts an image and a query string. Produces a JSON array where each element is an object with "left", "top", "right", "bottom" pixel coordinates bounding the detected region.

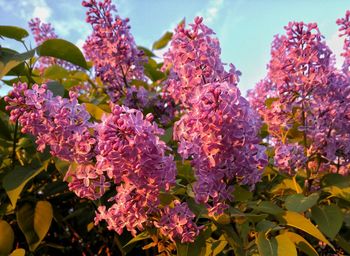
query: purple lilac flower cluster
[
  {"left": 28, "top": 18, "right": 79, "bottom": 72},
  {"left": 174, "top": 82, "right": 267, "bottom": 215},
  {"left": 248, "top": 19, "right": 350, "bottom": 175},
  {"left": 4, "top": 83, "right": 95, "bottom": 163},
  {"left": 82, "top": 0, "right": 146, "bottom": 103},
  {"left": 337, "top": 10, "right": 350, "bottom": 76},
  {"left": 162, "top": 17, "right": 241, "bottom": 108},
  {"left": 154, "top": 200, "right": 203, "bottom": 243},
  {"left": 5, "top": 83, "right": 200, "bottom": 242},
  {"left": 165, "top": 18, "right": 267, "bottom": 215}
]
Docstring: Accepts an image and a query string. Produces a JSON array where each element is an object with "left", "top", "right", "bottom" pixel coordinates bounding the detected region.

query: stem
[
  {"left": 113, "top": 235, "right": 126, "bottom": 256},
  {"left": 11, "top": 119, "right": 19, "bottom": 168}
]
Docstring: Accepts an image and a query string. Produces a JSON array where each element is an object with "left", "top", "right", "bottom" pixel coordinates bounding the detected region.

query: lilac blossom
[
  {"left": 28, "top": 18, "right": 79, "bottom": 72},
  {"left": 154, "top": 200, "right": 203, "bottom": 243},
  {"left": 82, "top": 0, "right": 146, "bottom": 102},
  {"left": 162, "top": 17, "right": 241, "bottom": 108},
  {"left": 174, "top": 82, "right": 267, "bottom": 215}
]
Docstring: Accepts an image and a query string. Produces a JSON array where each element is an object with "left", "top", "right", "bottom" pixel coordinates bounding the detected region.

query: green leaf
[
  {"left": 311, "top": 205, "right": 343, "bottom": 240},
  {"left": 46, "top": 81, "right": 65, "bottom": 97},
  {"left": 160, "top": 127, "right": 173, "bottom": 143},
  {"left": 265, "top": 97, "right": 279, "bottom": 108},
  {"left": 321, "top": 173, "right": 350, "bottom": 188},
  {"left": 3, "top": 162, "right": 49, "bottom": 206},
  {"left": 138, "top": 46, "right": 155, "bottom": 57},
  {"left": 176, "top": 232, "right": 206, "bottom": 256},
  {"left": 123, "top": 231, "right": 150, "bottom": 248},
  {"left": 334, "top": 235, "right": 350, "bottom": 254},
  {"left": 43, "top": 64, "right": 69, "bottom": 80},
  {"left": 9, "top": 249, "right": 25, "bottom": 256},
  {"left": 285, "top": 232, "right": 318, "bottom": 256},
  {"left": 152, "top": 32, "right": 173, "bottom": 50},
  {"left": 37, "top": 39, "right": 88, "bottom": 69},
  {"left": 251, "top": 201, "right": 284, "bottom": 215},
  {"left": 176, "top": 160, "right": 196, "bottom": 183},
  {"left": 276, "top": 233, "right": 297, "bottom": 256},
  {"left": 0, "top": 49, "right": 35, "bottom": 79},
  {"left": 0, "top": 26, "right": 29, "bottom": 41},
  {"left": 285, "top": 193, "right": 319, "bottom": 213},
  {"left": 233, "top": 185, "right": 252, "bottom": 202},
  {"left": 85, "top": 103, "right": 105, "bottom": 120},
  {"left": 323, "top": 186, "right": 350, "bottom": 201},
  {"left": 210, "top": 235, "right": 227, "bottom": 256},
  {"left": 256, "top": 220, "right": 277, "bottom": 232},
  {"left": 280, "top": 211, "right": 333, "bottom": 249},
  {"left": 272, "top": 178, "right": 302, "bottom": 194},
  {"left": 256, "top": 232, "right": 277, "bottom": 256},
  {"left": 17, "top": 201, "right": 53, "bottom": 251},
  {"left": 0, "top": 220, "right": 14, "bottom": 256}
]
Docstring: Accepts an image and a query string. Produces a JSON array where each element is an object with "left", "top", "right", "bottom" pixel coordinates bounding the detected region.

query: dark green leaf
[
  {"left": 0, "top": 26, "right": 29, "bottom": 41},
  {"left": 138, "top": 46, "right": 155, "bottom": 57},
  {"left": 37, "top": 39, "right": 88, "bottom": 69},
  {"left": 256, "top": 232, "right": 277, "bottom": 256},
  {"left": 251, "top": 201, "right": 284, "bottom": 215},
  {"left": 233, "top": 185, "right": 253, "bottom": 202},
  {"left": 46, "top": 81, "right": 65, "bottom": 97},
  {"left": 152, "top": 32, "right": 173, "bottom": 50},
  {"left": 285, "top": 193, "right": 319, "bottom": 213},
  {"left": 311, "top": 205, "right": 343, "bottom": 240}
]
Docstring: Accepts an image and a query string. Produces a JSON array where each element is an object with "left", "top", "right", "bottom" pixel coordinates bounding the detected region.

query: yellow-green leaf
[
  {"left": 3, "top": 162, "right": 48, "bottom": 206},
  {"left": 280, "top": 211, "right": 333, "bottom": 250},
  {"left": 17, "top": 201, "right": 53, "bottom": 251},
  {"left": 276, "top": 233, "right": 297, "bottom": 256},
  {"left": 0, "top": 26, "right": 29, "bottom": 41},
  {"left": 85, "top": 103, "right": 105, "bottom": 121},
  {"left": 9, "top": 249, "right": 25, "bottom": 256},
  {"left": 0, "top": 220, "right": 14, "bottom": 256},
  {"left": 285, "top": 232, "right": 318, "bottom": 256}
]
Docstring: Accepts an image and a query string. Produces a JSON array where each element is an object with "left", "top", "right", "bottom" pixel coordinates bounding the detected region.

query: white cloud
[
  {"left": 0, "top": 0, "right": 52, "bottom": 21},
  {"left": 197, "top": 0, "right": 224, "bottom": 24},
  {"left": 327, "top": 32, "right": 344, "bottom": 68}
]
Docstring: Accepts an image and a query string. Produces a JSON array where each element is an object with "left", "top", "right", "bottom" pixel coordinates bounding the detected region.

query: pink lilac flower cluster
[
  {"left": 4, "top": 82, "right": 95, "bottom": 163},
  {"left": 154, "top": 200, "right": 203, "bottom": 243},
  {"left": 337, "top": 10, "right": 350, "bottom": 75},
  {"left": 248, "top": 19, "right": 350, "bottom": 175},
  {"left": 28, "top": 18, "right": 79, "bottom": 72},
  {"left": 162, "top": 17, "right": 241, "bottom": 108},
  {"left": 174, "top": 82, "right": 267, "bottom": 215},
  {"left": 82, "top": 0, "right": 146, "bottom": 103},
  {"left": 5, "top": 83, "right": 200, "bottom": 242}
]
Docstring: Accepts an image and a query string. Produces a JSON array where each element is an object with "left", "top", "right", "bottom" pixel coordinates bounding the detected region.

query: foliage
[{"left": 0, "top": 1, "right": 350, "bottom": 255}]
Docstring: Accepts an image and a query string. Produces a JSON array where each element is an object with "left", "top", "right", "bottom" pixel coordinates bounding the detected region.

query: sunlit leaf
[
  {"left": 0, "top": 26, "right": 29, "bottom": 41},
  {"left": 0, "top": 220, "right": 14, "bottom": 255},
  {"left": 37, "top": 39, "right": 88, "bottom": 69},
  {"left": 17, "top": 201, "right": 53, "bottom": 251}
]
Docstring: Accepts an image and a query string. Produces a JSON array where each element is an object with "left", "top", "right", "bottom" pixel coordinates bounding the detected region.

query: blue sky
[{"left": 0, "top": 0, "right": 349, "bottom": 94}]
